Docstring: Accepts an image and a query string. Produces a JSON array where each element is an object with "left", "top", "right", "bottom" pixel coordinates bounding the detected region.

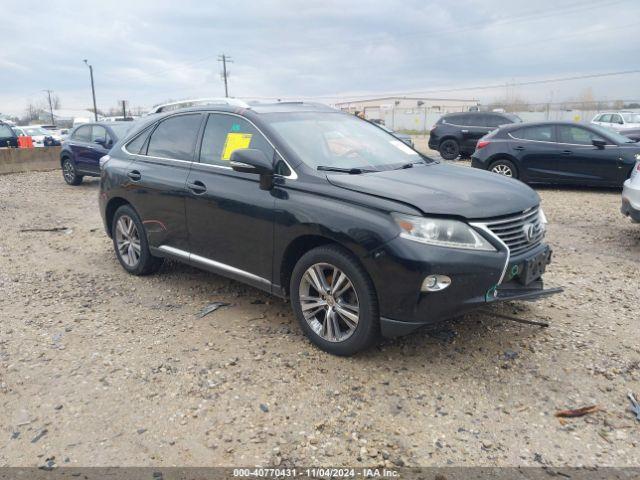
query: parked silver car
[
  {"left": 621, "top": 159, "right": 640, "bottom": 222},
  {"left": 592, "top": 111, "right": 640, "bottom": 131}
]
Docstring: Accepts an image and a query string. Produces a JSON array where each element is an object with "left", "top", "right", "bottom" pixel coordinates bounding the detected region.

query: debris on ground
[
  {"left": 555, "top": 405, "right": 603, "bottom": 418},
  {"left": 31, "top": 428, "right": 48, "bottom": 443},
  {"left": 196, "top": 302, "right": 230, "bottom": 318},
  {"left": 628, "top": 393, "right": 640, "bottom": 421},
  {"left": 19, "top": 226, "right": 69, "bottom": 232}
]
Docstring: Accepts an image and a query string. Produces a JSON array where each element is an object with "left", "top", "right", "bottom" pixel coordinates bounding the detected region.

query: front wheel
[
  {"left": 489, "top": 159, "right": 518, "bottom": 179},
  {"left": 62, "top": 158, "right": 82, "bottom": 186},
  {"left": 111, "top": 205, "right": 164, "bottom": 275},
  {"left": 439, "top": 139, "right": 460, "bottom": 160},
  {"left": 290, "top": 245, "right": 379, "bottom": 356}
]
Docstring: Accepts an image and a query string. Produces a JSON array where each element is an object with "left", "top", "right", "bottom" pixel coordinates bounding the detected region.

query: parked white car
[
  {"left": 591, "top": 112, "right": 640, "bottom": 131},
  {"left": 13, "top": 126, "right": 57, "bottom": 147},
  {"left": 622, "top": 159, "right": 640, "bottom": 223}
]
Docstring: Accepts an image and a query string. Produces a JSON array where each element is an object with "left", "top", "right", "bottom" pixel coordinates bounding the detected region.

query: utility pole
[
  {"left": 83, "top": 59, "right": 98, "bottom": 121},
  {"left": 217, "top": 54, "right": 233, "bottom": 97},
  {"left": 43, "top": 89, "right": 55, "bottom": 125},
  {"left": 121, "top": 100, "right": 127, "bottom": 119}
]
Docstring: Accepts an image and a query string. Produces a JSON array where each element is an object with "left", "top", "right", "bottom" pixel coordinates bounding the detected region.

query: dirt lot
[{"left": 1, "top": 168, "right": 639, "bottom": 468}]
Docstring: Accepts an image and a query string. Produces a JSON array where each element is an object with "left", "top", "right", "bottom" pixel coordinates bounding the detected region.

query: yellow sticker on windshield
[{"left": 221, "top": 132, "right": 252, "bottom": 160}]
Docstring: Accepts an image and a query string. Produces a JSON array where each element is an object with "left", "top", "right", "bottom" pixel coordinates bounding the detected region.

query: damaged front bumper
[{"left": 363, "top": 236, "right": 561, "bottom": 339}]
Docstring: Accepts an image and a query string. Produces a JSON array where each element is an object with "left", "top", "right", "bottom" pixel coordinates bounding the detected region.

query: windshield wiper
[{"left": 317, "top": 166, "right": 376, "bottom": 174}]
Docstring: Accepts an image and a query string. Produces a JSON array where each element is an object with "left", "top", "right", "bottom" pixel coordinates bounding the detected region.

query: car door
[
  {"left": 555, "top": 125, "right": 618, "bottom": 185},
  {"left": 81, "top": 125, "right": 110, "bottom": 174},
  {"left": 508, "top": 125, "right": 558, "bottom": 182},
  {"left": 126, "top": 113, "right": 204, "bottom": 252},
  {"left": 68, "top": 125, "right": 94, "bottom": 173},
  {"left": 184, "top": 112, "right": 277, "bottom": 290},
  {"left": 457, "top": 114, "right": 491, "bottom": 151}
]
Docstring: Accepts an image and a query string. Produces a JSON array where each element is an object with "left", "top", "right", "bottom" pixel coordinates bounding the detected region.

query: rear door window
[
  {"left": 511, "top": 125, "right": 554, "bottom": 142},
  {"left": 445, "top": 114, "right": 468, "bottom": 126},
  {"left": 146, "top": 114, "right": 202, "bottom": 161},
  {"left": 199, "top": 114, "right": 274, "bottom": 168},
  {"left": 599, "top": 114, "right": 612, "bottom": 123},
  {"left": 610, "top": 114, "right": 623, "bottom": 125},
  {"left": 557, "top": 126, "right": 606, "bottom": 145}
]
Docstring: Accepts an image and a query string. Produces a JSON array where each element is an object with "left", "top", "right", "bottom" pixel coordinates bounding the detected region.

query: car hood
[{"left": 326, "top": 163, "right": 540, "bottom": 219}]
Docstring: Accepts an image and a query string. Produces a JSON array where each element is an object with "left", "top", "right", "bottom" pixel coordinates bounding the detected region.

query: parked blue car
[{"left": 60, "top": 122, "right": 136, "bottom": 185}]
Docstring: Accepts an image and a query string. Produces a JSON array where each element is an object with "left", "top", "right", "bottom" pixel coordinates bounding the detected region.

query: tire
[
  {"left": 439, "top": 139, "right": 460, "bottom": 160},
  {"left": 111, "top": 205, "right": 164, "bottom": 276},
  {"left": 489, "top": 159, "right": 518, "bottom": 179},
  {"left": 290, "top": 245, "right": 379, "bottom": 356},
  {"left": 62, "top": 158, "right": 82, "bottom": 186}
]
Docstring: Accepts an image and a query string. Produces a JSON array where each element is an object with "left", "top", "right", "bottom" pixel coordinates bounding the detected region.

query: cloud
[{"left": 1, "top": 0, "right": 638, "bottom": 116}]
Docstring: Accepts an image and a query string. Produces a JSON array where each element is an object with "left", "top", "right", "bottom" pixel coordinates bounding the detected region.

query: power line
[{"left": 293, "top": 69, "right": 640, "bottom": 102}]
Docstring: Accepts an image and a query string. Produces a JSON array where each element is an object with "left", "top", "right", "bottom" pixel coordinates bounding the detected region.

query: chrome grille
[{"left": 480, "top": 207, "right": 545, "bottom": 255}]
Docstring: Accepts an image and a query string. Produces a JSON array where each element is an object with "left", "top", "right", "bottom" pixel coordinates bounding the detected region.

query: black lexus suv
[
  {"left": 429, "top": 111, "right": 522, "bottom": 160},
  {"left": 99, "top": 101, "right": 554, "bottom": 356}
]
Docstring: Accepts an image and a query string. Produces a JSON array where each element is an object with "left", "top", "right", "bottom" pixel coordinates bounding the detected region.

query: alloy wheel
[
  {"left": 115, "top": 215, "right": 141, "bottom": 267},
  {"left": 491, "top": 164, "right": 513, "bottom": 177},
  {"left": 298, "top": 263, "right": 359, "bottom": 343},
  {"left": 63, "top": 160, "right": 75, "bottom": 182}
]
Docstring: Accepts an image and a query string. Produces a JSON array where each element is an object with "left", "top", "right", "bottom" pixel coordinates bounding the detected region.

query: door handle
[
  {"left": 514, "top": 146, "right": 525, "bottom": 151},
  {"left": 127, "top": 170, "right": 141, "bottom": 181},
  {"left": 461, "top": 129, "right": 469, "bottom": 133},
  {"left": 187, "top": 180, "right": 207, "bottom": 194},
  {"left": 561, "top": 150, "right": 573, "bottom": 155}
]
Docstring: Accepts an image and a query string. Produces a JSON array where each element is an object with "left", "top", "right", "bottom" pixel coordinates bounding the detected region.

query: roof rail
[{"left": 146, "top": 97, "right": 250, "bottom": 115}]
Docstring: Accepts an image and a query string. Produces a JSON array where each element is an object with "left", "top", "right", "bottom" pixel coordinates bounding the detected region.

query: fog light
[{"left": 421, "top": 274, "right": 451, "bottom": 292}]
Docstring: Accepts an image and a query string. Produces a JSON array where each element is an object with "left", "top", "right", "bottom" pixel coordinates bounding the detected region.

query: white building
[{"left": 334, "top": 96, "right": 479, "bottom": 119}]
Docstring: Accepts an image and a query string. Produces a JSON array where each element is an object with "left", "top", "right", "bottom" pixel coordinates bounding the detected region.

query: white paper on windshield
[{"left": 389, "top": 140, "right": 417, "bottom": 155}]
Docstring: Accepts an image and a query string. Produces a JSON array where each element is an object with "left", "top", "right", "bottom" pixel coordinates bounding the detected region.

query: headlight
[{"left": 392, "top": 213, "right": 496, "bottom": 251}]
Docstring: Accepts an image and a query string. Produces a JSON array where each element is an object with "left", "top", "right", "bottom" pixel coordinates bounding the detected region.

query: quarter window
[
  {"left": 557, "top": 126, "right": 606, "bottom": 145},
  {"left": 146, "top": 114, "right": 202, "bottom": 161},
  {"left": 125, "top": 126, "right": 152, "bottom": 154},
  {"left": 199, "top": 114, "right": 274, "bottom": 168},
  {"left": 73, "top": 125, "right": 92, "bottom": 142},
  {"left": 511, "top": 125, "right": 554, "bottom": 142}
]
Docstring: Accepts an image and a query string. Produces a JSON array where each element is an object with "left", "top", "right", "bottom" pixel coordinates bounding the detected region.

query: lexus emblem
[{"left": 522, "top": 223, "right": 536, "bottom": 242}]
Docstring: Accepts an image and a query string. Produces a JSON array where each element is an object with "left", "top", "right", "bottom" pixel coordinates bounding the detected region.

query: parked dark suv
[
  {"left": 429, "top": 111, "right": 522, "bottom": 160},
  {"left": 99, "top": 101, "right": 555, "bottom": 355},
  {"left": 60, "top": 122, "right": 136, "bottom": 185},
  {"left": 0, "top": 121, "right": 18, "bottom": 148}
]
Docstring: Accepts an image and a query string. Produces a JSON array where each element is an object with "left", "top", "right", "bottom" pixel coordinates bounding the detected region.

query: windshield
[
  {"left": 265, "top": 112, "right": 430, "bottom": 170},
  {"left": 590, "top": 124, "right": 637, "bottom": 144},
  {"left": 23, "top": 127, "right": 49, "bottom": 136},
  {"left": 622, "top": 113, "right": 640, "bottom": 123},
  {"left": 108, "top": 122, "right": 135, "bottom": 139}
]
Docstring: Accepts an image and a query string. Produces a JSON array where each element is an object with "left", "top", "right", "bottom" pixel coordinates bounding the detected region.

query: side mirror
[
  {"left": 592, "top": 139, "right": 606, "bottom": 149},
  {"left": 230, "top": 148, "right": 274, "bottom": 190}
]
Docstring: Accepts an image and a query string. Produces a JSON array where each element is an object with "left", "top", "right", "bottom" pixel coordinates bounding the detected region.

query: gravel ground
[{"left": 0, "top": 168, "right": 639, "bottom": 468}]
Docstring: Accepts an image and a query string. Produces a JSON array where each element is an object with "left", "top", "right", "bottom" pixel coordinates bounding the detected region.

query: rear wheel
[
  {"left": 112, "top": 205, "right": 164, "bottom": 275},
  {"left": 489, "top": 159, "right": 518, "bottom": 179},
  {"left": 439, "top": 139, "right": 460, "bottom": 160},
  {"left": 290, "top": 245, "right": 379, "bottom": 356},
  {"left": 62, "top": 158, "right": 82, "bottom": 186}
]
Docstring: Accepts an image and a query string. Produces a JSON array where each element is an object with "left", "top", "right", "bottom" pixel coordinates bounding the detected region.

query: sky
[{"left": 1, "top": 0, "right": 639, "bottom": 116}]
